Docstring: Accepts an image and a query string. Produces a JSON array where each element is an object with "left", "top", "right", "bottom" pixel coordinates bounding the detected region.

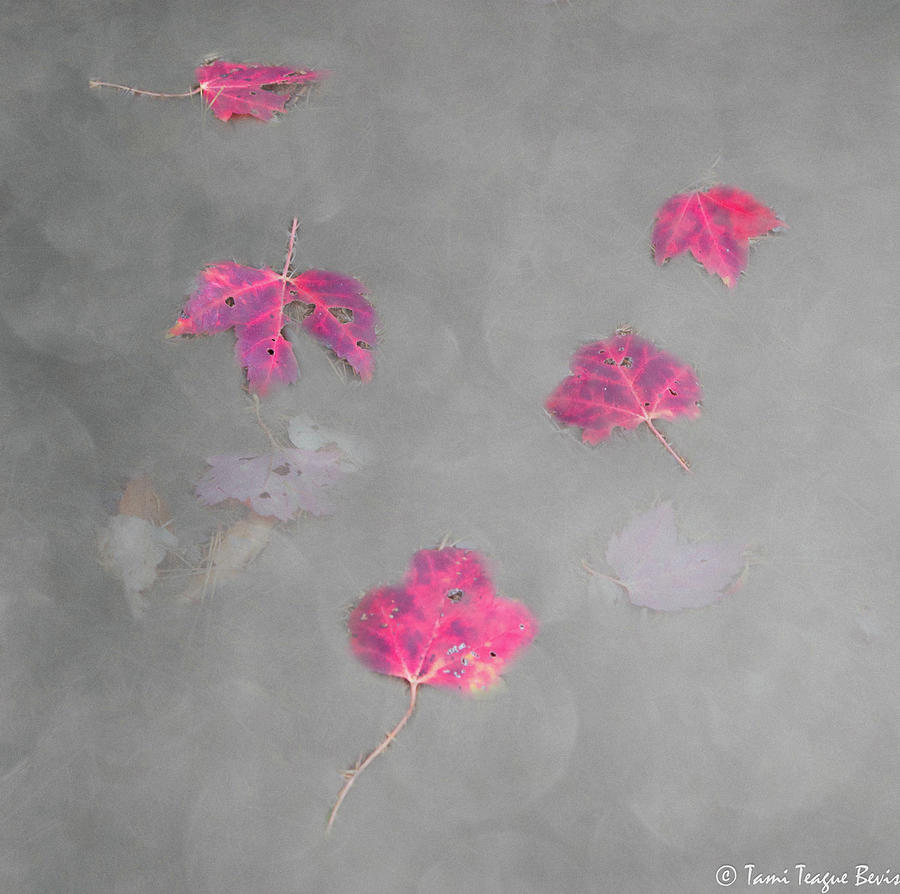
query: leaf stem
[
  {"left": 581, "top": 559, "right": 620, "bottom": 585},
  {"left": 643, "top": 418, "right": 692, "bottom": 473},
  {"left": 327, "top": 680, "right": 419, "bottom": 832},
  {"left": 283, "top": 218, "right": 300, "bottom": 280},
  {"left": 88, "top": 79, "right": 201, "bottom": 100}
]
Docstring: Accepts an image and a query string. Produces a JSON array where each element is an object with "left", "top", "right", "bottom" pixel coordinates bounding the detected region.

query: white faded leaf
[
  {"left": 98, "top": 515, "right": 177, "bottom": 593},
  {"left": 286, "top": 414, "right": 369, "bottom": 467},
  {"left": 605, "top": 502, "right": 746, "bottom": 611},
  {"left": 195, "top": 447, "right": 344, "bottom": 521}
]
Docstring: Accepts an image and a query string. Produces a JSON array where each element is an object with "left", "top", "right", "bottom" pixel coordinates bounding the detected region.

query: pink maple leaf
[
  {"left": 89, "top": 60, "right": 328, "bottom": 122},
  {"left": 168, "top": 219, "right": 376, "bottom": 395},
  {"left": 651, "top": 184, "right": 784, "bottom": 287},
  {"left": 194, "top": 61, "right": 325, "bottom": 121},
  {"left": 328, "top": 547, "right": 537, "bottom": 830},
  {"left": 546, "top": 332, "right": 702, "bottom": 472},
  {"left": 586, "top": 502, "right": 747, "bottom": 611}
]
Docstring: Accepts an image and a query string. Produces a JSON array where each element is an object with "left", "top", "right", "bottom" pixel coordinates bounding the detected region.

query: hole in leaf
[
  {"left": 267, "top": 348, "right": 275, "bottom": 355},
  {"left": 621, "top": 356, "right": 633, "bottom": 367},
  {"left": 447, "top": 588, "right": 464, "bottom": 602},
  {"left": 224, "top": 296, "right": 235, "bottom": 307},
  {"left": 357, "top": 340, "right": 373, "bottom": 351},
  {"left": 489, "top": 651, "right": 497, "bottom": 658},
  {"left": 644, "top": 402, "right": 650, "bottom": 407},
  {"left": 329, "top": 307, "right": 354, "bottom": 324},
  {"left": 603, "top": 358, "right": 616, "bottom": 366},
  {"left": 271, "top": 464, "right": 290, "bottom": 476},
  {"left": 519, "top": 623, "right": 525, "bottom": 630}
]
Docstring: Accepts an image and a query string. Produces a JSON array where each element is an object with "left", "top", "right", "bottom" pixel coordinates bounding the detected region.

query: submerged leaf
[
  {"left": 287, "top": 415, "right": 370, "bottom": 467},
  {"left": 98, "top": 515, "right": 177, "bottom": 593},
  {"left": 195, "top": 447, "right": 344, "bottom": 521},
  {"left": 118, "top": 476, "right": 171, "bottom": 527},
  {"left": 601, "top": 503, "right": 746, "bottom": 611}
]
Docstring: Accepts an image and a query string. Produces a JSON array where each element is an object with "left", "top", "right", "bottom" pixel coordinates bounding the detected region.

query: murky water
[{"left": 2, "top": 1, "right": 898, "bottom": 890}]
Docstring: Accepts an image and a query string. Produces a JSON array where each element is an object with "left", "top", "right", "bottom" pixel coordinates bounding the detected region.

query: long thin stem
[
  {"left": 282, "top": 218, "right": 300, "bottom": 280},
  {"left": 643, "top": 418, "right": 692, "bottom": 473},
  {"left": 581, "top": 559, "right": 621, "bottom": 586},
  {"left": 327, "top": 680, "right": 419, "bottom": 832},
  {"left": 88, "top": 79, "right": 201, "bottom": 100}
]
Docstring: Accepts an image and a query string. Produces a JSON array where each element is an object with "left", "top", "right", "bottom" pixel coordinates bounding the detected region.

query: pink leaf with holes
[
  {"left": 195, "top": 61, "right": 327, "bottom": 121},
  {"left": 328, "top": 547, "right": 537, "bottom": 830},
  {"left": 195, "top": 447, "right": 345, "bottom": 521},
  {"left": 168, "top": 220, "right": 376, "bottom": 395},
  {"left": 593, "top": 502, "right": 747, "bottom": 611},
  {"left": 546, "top": 332, "right": 702, "bottom": 472},
  {"left": 651, "top": 184, "right": 784, "bottom": 287},
  {"left": 90, "top": 61, "right": 327, "bottom": 122}
]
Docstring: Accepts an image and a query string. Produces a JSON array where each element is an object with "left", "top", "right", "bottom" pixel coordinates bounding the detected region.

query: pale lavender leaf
[
  {"left": 605, "top": 502, "right": 746, "bottom": 611},
  {"left": 196, "top": 447, "right": 344, "bottom": 521}
]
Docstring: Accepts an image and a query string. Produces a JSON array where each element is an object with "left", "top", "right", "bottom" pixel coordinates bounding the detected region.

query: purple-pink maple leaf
[
  {"left": 546, "top": 332, "right": 702, "bottom": 472},
  {"left": 90, "top": 61, "right": 327, "bottom": 122},
  {"left": 168, "top": 219, "right": 376, "bottom": 395},
  {"left": 651, "top": 184, "right": 784, "bottom": 287},
  {"left": 589, "top": 502, "right": 747, "bottom": 611},
  {"left": 195, "top": 61, "right": 326, "bottom": 121},
  {"left": 195, "top": 446, "right": 344, "bottom": 521},
  {"left": 328, "top": 547, "right": 537, "bottom": 830}
]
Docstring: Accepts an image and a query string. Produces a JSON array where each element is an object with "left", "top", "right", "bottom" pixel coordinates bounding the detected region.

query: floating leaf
[
  {"left": 651, "top": 184, "right": 784, "bottom": 287},
  {"left": 195, "top": 447, "right": 344, "bottom": 521},
  {"left": 546, "top": 332, "right": 702, "bottom": 472},
  {"left": 328, "top": 547, "right": 537, "bottom": 830},
  {"left": 168, "top": 219, "right": 376, "bottom": 395},
  {"left": 588, "top": 502, "right": 746, "bottom": 611},
  {"left": 90, "top": 60, "right": 327, "bottom": 122}
]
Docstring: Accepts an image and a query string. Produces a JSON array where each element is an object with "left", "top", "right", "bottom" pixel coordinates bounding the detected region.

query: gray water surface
[{"left": 2, "top": 1, "right": 899, "bottom": 891}]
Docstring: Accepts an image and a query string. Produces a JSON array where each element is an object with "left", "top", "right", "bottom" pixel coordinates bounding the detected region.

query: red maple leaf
[
  {"left": 651, "top": 184, "right": 784, "bottom": 287},
  {"left": 546, "top": 332, "right": 702, "bottom": 472},
  {"left": 167, "top": 219, "right": 376, "bottom": 395},
  {"left": 89, "top": 60, "right": 327, "bottom": 122},
  {"left": 328, "top": 547, "right": 537, "bottom": 830}
]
